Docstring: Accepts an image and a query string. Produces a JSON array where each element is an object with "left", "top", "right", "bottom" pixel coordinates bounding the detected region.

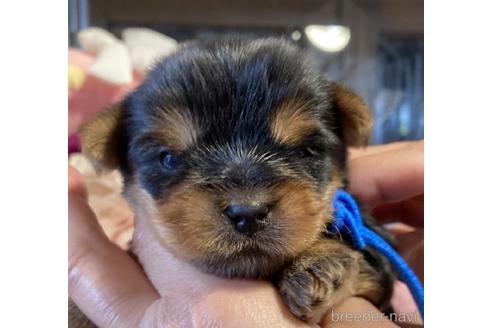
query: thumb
[{"left": 68, "top": 166, "right": 159, "bottom": 328}]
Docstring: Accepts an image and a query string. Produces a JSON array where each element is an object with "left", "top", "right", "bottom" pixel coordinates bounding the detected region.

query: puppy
[{"left": 78, "top": 38, "right": 394, "bottom": 324}]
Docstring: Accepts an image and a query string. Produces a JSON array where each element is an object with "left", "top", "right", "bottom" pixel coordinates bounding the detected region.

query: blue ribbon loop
[{"left": 330, "top": 189, "right": 424, "bottom": 318}]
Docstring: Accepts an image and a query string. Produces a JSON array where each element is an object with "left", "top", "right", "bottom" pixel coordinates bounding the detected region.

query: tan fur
[
  {"left": 270, "top": 98, "right": 320, "bottom": 146},
  {"left": 123, "top": 172, "right": 346, "bottom": 280},
  {"left": 126, "top": 180, "right": 288, "bottom": 278},
  {"left": 79, "top": 105, "right": 198, "bottom": 172},
  {"left": 78, "top": 105, "right": 123, "bottom": 170},
  {"left": 354, "top": 262, "right": 384, "bottom": 304},
  {"left": 79, "top": 100, "right": 381, "bottom": 324},
  {"left": 274, "top": 169, "right": 383, "bottom": 323},
  {"left": 277, "top": 239, "right": 361, "bottom": 323},
  {"left": 152, "top": 107, "right": 199, "bottom": 152},
  {"left": 269, "top": 180, "right": 331, "bottom": 253},
  {"left": 322, "top": 168, "right": 344, "bottom": 216},
  {"left": 73, "top": 44, "right": 387, "bottom": 326},
  {"left": 277, "top": 237, "right": 383, "bottom": 324},
  {"left": 331, "top": 83, "right": 373, "bottom": 147}
]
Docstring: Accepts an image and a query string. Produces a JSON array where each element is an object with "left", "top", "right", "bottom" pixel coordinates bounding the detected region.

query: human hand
[
  {"left": 322, "top": 141, "right": 424, "bottom": 328},
  {"left": 68, "top": 166, "right": 311, "bottom": 328},
  {"left": 349, "top": 140, "right": 424, "bottom": 229},
  {"left": 349, "top": 141, "right": 424, "bottom": 284},
  {"left": 69, "top": 141, "right": 423, "bottom": 328}
]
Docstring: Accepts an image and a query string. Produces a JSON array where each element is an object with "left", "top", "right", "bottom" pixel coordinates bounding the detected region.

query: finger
[
  {"left": 371, "top": 195, "right": 424, "bottom": 227},
  {"left": 385, "top": 230, "right": 424, "bottom": 322},
  {"left": 68, "top": 165, "right": 86, "bottom": 199},
  {"left": 394, "top": 229, "right": 424, "bottom": 284},
  {"left": 390, "top": 281, "right": 423, "bottom": 324},
  {"left": 68, "top": 194, "right": 159, "bottom": 328},
  {"left": 348, "top": 141, "right": 424, "bottom": 206},
  {"left": 131, "top": 217, "right": 311, "bottom": 328},
  {"left": 349, "top": 141, "right": 417, "bottom": 160},
  {"left": 131, "top": 214, "right": 224, "bottom": 296},
  {"left": 132, "top": 215, "right": 273, "bottom": 295}
]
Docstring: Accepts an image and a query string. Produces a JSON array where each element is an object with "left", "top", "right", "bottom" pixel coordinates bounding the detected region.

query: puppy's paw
[{"left": 276, "top": 243, "right": 360, "bottom": 323}]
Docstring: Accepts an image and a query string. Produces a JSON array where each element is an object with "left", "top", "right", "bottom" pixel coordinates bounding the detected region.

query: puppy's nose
[{"left": 226, "top": 203, "right": 268, "bottom": 236}]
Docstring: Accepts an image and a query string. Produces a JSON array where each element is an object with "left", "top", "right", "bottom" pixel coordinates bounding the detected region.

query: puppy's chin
[
  {"left": 192, "top": 249, "right": 289, "bottom": 279},
  {"left": 155, "top": 224, "right": 302, "bottom": 279}
]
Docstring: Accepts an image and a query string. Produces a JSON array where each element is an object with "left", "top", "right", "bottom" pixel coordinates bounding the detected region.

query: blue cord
[{"left": 330, "top": 189, "right": 424, "bottom": 319}]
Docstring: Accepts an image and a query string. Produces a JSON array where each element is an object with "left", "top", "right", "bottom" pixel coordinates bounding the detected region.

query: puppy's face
[{"left": 80, "top": 39, "right": 372, "bottom": 278}]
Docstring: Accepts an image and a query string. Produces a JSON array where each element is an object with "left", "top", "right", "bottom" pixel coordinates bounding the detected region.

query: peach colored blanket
[{"left": 69, "top": 154, "right": 134, "bottom": 249}]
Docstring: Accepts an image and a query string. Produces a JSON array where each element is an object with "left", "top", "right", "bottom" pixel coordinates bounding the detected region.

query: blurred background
[{"left": 69, "top": 0, "right": 423, "bottom": 144}]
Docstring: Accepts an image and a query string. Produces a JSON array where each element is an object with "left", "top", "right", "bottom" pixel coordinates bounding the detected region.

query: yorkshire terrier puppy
[{"left": 78, "top": 38, "right": 394, "bottom": 324}]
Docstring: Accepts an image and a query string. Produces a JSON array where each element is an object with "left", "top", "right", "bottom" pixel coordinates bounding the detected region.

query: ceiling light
[
  {"left": 304, "top": 24, "right": 351, "bottom": 52},
  {"left": 291, "top": 30, "right": 302, "bottom": 41}
]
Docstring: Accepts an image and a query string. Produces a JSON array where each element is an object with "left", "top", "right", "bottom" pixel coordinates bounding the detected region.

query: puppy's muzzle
[{"left": 225, "top": 203, "right": 268, "bottom": 236}]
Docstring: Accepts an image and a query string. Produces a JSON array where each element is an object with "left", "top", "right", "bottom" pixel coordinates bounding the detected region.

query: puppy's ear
[
  {"left": 78, "top": 104, "right": 126, "bottom": 171},
  {"left": 330, "top": 83, "right": 373, "bottom": 147}
]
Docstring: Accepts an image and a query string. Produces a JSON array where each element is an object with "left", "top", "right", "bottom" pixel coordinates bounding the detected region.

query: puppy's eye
[
  {"left": 159, "top": 150, "right": 177, "bottom": 170},
  {"left": 297, "top": 147, "right": 318, "bottom": 158}
]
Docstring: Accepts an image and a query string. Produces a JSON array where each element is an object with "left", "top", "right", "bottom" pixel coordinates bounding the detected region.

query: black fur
[
  {"left": 73, "top": 38, "right": 396, "bottom": 325},
  {"left": 115, "top": 38, "right": 347, "bottom": 199}
]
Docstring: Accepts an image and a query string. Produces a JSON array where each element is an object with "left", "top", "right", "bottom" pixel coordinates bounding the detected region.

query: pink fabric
[
  {"left": 68, "top": 133, "right": 80, "bottom": 155},
  {"left": 68, "top": 49, "right": 143, "bottom": 135}
]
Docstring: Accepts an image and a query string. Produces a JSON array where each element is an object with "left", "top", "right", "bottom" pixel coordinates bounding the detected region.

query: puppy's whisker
[{"left": 326, "top": 224, "right": 344, "bottom": 241}]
